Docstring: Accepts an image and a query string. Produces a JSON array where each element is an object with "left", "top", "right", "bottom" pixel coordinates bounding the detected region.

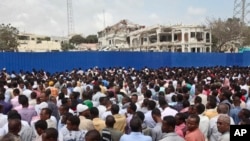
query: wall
[{"left": 0, "top": 52, "right": 249, "bottom": 73}]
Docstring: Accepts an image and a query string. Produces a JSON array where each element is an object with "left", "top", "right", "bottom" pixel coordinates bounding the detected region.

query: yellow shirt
[
  {"left": 113, "top": 114, "right": 126, "bottom": 133},
  {"left": 204, "top": 109, "right": 218, "bottom": 119},
  {"left": 93, "top": 118, "right": 106, "bottom": 132},
  {"left": 79, "top": 116, "right": 95, "bottom": 130}
]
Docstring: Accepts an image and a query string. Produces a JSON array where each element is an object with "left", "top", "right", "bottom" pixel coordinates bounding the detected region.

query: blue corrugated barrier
[{"left": 0, "top": 51, "right": 250, "bottom": 73}]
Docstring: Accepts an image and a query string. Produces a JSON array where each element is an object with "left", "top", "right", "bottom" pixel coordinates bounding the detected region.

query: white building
[
  {"left": 98, "top": 21, "right": 212, "bottom": 52},
  {"left": 17, "top": 33, "right": 67, "bottom": 52},
  {"left": 97, "top": 19, "right": 145, "bottom": 51}
]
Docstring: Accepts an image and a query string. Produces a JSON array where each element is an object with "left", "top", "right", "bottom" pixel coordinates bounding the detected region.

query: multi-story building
[
  {"left": 17, "top": 33, "right": 67, "bottom": 52},
  {"left": 98, "top": 20, "right": 212, "bottom": 52},
  {"left": 97, "top": 19, "right": 145, "bottom": 51}
]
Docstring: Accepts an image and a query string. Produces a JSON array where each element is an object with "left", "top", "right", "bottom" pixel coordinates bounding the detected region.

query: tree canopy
[
  {"left": 69, "top": 34, "right": 98, "bottom": 45},
  {"left": 0, "top": 24, "right": 19, "bottom": 51},
  {"left": 61, "top": 42, "right": 75, "bottom": 51},
  {"left": 207, "top": 18, "right": 250, "bottom": 52}
]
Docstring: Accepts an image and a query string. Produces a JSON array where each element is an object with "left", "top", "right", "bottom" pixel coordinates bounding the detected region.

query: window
[{"left": 191, "top": 32, "right": 195, "bottom": 38}]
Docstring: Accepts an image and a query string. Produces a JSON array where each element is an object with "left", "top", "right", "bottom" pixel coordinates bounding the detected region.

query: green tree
[
  {"left": 61, "top": 42, "right": 75, "bottom": 51},
  {"left": 85, "top": 35, "right": 98, "bottom": 43},
  {"left": 0, "top": 24, "right": 19, "bottom": 51},
  {"left": 69, "top": 34, "right": 85, "bottom": 45}
]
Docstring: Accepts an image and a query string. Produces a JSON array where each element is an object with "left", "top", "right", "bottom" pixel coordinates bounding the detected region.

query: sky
[{"left": 0, "top": 0, "right": 235, "bottom": 37}]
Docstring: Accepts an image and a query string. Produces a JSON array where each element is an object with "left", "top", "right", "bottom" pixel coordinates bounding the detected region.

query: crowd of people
[{"left": 0, "top": 66, "right": 250, "bottom": 141}]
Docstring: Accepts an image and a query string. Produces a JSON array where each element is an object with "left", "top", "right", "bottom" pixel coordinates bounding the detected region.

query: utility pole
[
  {"left": 67, "top": 0, "right": 75, "bottom": 37},
  {"left": 233, "top": 0, "right": 250, "bottom": 25}
]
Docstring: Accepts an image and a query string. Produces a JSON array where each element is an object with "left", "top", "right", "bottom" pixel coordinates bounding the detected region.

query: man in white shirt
[
  {"left": 59, "top": 115, "right": 87, "bottom": 141},
  {"left": 208, "top": 103, "right": 235, "bottom": 141},
  {"left": 92, "top": 85, "right": 106, "bottom": 107}
]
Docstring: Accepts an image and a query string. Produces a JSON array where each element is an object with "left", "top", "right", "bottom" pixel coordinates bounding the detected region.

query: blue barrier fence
[{"left": 0, "top": 52, "right": 250, "bottom": 73}]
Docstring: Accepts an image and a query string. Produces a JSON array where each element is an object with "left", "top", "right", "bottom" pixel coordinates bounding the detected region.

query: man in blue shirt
[{"left": 120, "top": 116, "right": 152, "bottom": 141}]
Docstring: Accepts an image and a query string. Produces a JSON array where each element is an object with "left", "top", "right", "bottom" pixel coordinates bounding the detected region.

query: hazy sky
[{"left": 0, "top": 0, "right": 235, "bottom": 37}]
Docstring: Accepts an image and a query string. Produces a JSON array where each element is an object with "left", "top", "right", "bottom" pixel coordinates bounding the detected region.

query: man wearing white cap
[{"left": 77, "top": 104, "right": 94, "bottom": 131}]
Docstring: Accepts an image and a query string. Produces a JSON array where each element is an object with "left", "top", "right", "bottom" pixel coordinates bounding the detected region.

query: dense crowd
[{"left": 0, "top": 66, "right": 250, "bottom": 141}]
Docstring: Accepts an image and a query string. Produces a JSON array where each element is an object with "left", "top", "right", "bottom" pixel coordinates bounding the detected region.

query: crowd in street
[{"left": 0, "top": 66, "right": 249, "bottom": 141}]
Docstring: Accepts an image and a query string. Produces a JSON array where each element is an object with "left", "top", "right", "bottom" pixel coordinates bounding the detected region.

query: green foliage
[
  {"left": 61, "top": 42, "right": 75, "bottom": 51},
  {"left": 0, "top": 24, "right": 19, "bottom": 51},
  {"left": 69, "top": 35, "right": 85, "bottom": 45},
  {"left": 85, "top": 35, "right": 98, "bottom": 43},
  {"left": 69, "top": 34, "right": 98, "bottom": 45}
]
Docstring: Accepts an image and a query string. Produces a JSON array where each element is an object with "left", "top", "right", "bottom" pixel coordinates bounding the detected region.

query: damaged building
[
  {"left": 97, "top": 19, "right": 145, "bottom": 51},
  {"left": 98, "top": 20, "right": 212, "bottom": 52}
]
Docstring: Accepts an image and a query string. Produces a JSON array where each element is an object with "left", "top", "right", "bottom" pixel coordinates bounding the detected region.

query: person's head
[
  {"left": 59, "top": 104, "right": 69, "bottom": 116},
  {"left": 127, "top": 102, "right": 137, "bottom": 114},
  {"left": 158, "top": 98, "right": 168, "bottom": 108},
  {"left": 40, "top": 108, "right": 52, "bottom": 120},
  {"left": 7, "top": 110, "right": 21, "bottom": 120},
  {"left": 134, "top": 111, "right": 145, "bottom": 122},
  {"left": 219, "top": 90, "right": 232, "bottom": 102},
  {"left": 147, "top": 100, "right": 156, "bottom": 110},
  {"left": 8, "top": 119, "right": 22, "bottom": 135},
  {"left": 42, "top": 128, "right": 58, "bottom": 141},
  {"left": 217, "top": 114, "right": 230, "bottom": 134},
  {"left": 151, "top": 108, "right": 161, "bottom": 122},
  {"left": 176, "top": 94, "right": 183, "bottom": 102},
  {"left": 31, "top": 92, "right": 37, "bottom": 99},
  {"left": 61, "top": 112, "right": 73, "bottom": 125},
  {"left": 232, "top": 94, "right": 241, "bottom": 106},
  {"left": 131, "top": 94, "right": 138, "bottom": 103},
  {"left": 121, "top": 96, "right": 130, "bottom": 105},
  {"left": 35, "top": 120, "right": 48, "bottom": 135},
  {"left": 195, "top": 103, "right": 206, "bottom": 115},
  {"left": 162, "top": 116, "right": 176, "bottom": 133},
  {"left": 90, "top": 107, "right": 99, "bottom": 119},
  {"left": 61, "top": 98, "right": 72, "bottom": 107},
  {"left": 239, "top": 118, "right": 250, "bottom": 125},
  {"left": 194, "top": 96, "right": 202, "bottom": 105},
  {"left": 85, "top": 130, "right": 101, "bottom": 141},
  {"left": 99, "top": 96, "right": 108, "bottom": 106},
  {"left": 18, "top": 95, "right": 29, "bottom": 107},
  {"left": 111, "top": 104, "right": 119, "bottom": 115},
  {"left": 105, "top": 115, "right": 116, "bottom": 128},
  {"left": 206, "top": 96, "right": 217, "bottom": 109},
  {"left": 195, "top": 84, "right": 203, "bottom": 95},
  {"left": 66, "top": 115, "right": 80, "bottom": 131},
  {"left": 77, "top": 104, "right": 90, "bottom": 117},
  {"left": 1, "top": 133, "right": 16, "bottom": 141},
  {"left": 217, "top": 103, "right": 229, "bottom": 114},
  {"left": 175, "top": 113, "right": 186, "bottom": 126},
  {"left": 13, "top": 88, "right": 20, "bottom": 96},
  {"left": 144, "top": 90, "right": 152, "bottom": 99},
  {"left": 186, "top": 114, "right": 200, "bottom": 132},
  {"left": 188, "top": 105, "right": 196, "bottom": 115},
  {"left": 40, "top": 92, "right": 49, "bottom": 102},
  {"left": 130, "top": 116, "right": 142, "bottom": 132},
  {"left": 238, "top": 108, "right": 250, "bottom": 119}
]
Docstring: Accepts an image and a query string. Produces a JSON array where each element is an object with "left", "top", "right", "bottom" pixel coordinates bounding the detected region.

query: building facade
[
  {"left": 98, "top": 21, "right": 212, "bottom": 52},
  {"left": 17, "top": 33, "right": 67, "bottom": 52},
  {"left": 97, "top": 19, "right": 145, "bottom": 51}
]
